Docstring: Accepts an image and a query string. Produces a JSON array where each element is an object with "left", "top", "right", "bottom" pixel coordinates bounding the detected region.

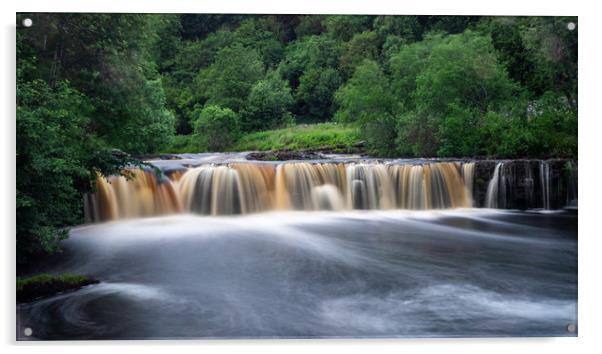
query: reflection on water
[{"left": 17, "top": 209, "right": 577, "bottom": 340}]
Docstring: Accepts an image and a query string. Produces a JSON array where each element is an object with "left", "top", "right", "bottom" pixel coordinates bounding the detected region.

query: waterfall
[
  {"left": 524, "top": 161, "right": 535, "bottom": 207},
  {"left": 347, "top": 164, "right": 394, "bottom": 209},
  {"left": 565, "top": 161, "right": 578, "bottom": 207},
  {"left": 540, "top": 161, "right": 551, "bottom": 210},
  {"left": 485, "top": 163, "right": 503, "bottom": 208},
  {"left": 85, "top": 161, "right": 475, "bottom": 222},
  {"left": 85, "top": 169, "right": 181, "bottom": 222},
  {"left": 461, "top": 162, "right": 475, "bottom": 207}
]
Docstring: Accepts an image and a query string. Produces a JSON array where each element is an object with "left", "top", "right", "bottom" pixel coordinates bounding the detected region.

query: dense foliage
[
  {"left": 17, "top": 14, "right": 577, "bottom": 263},
  {"left": 193, "top": 105, "right": 241, "bottom": 151},
  {"left": 158, "top": 15, "right": 576, "bottom": 157}
]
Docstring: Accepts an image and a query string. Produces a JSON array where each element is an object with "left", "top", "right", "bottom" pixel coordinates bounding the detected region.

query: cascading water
[
  {"left": 461, "top": 162, "right": 475, "bottom": 206},
  {"left": 84, "top": 157, "right": 578, "bottom": 222},
  {"left": 540, "top": 161, "right": 551, "bottom": 210},
  {"left": 485, "top": 163, "right": 503, "bottom": 208},
  {"left": 84, "top": 169, "right": 181, "bottom": 222},
  {"left": 85, "top": 161, "right": 475, "bottom": 222},
  {"left": 23, "top": 154, "right": 578, "bottom": 339}
]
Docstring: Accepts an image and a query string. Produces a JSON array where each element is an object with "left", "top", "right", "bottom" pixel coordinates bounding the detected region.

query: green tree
[
  {"left": 295, "top": 67, "right": 342, "bottom": 122},
  {"left": 295, "top": 15, "right": 326, "bottom": 38},
  {"left": 172, "top": 31, "right": 237, "bottom": 82},
  {"left": 154, "top": 14, "right": 183, "bottom": 73},
  {"left": 17, "top": 79, "right": 90, "bottom": 262},
  {"left": 242, "top": 72, "right": 294, "bottom": 131},
  {"left": 338, "top": 31, "right": 382, "bottom": 79},
  {"left": 194, "top": 44, "right": 265, "bottom": 112},
  {"left": 526, "top": 91, "right": 577, "bottom": 157},
  {"left": 373, "top": 16, "right": 423, "bottom": 43},
  {"left": 16, "top": 77, "right": 134, "bottom": 263},
  {"left": 335, "top": 60, "right": 398, "bottom": 155},
  {"left": 322, "top": 16, "right": 374, "bottom": 41},
  {"left": 17, "top": 13, "right": 177, "bottom": 154},
  {"left": 194, "top": 106, "right": 241, "bottom": 151},
  {"left": 234, "top": 18, "right": 285, "bottom": 68},
  {"left": 520, "top": 17, "right": 578, "bottom": 108},
  {"left": 390, "top": 31, "right": 521, "bottom": 156},
  {"left": 278, "top": 35, "right": 343, "bottom": 90}
]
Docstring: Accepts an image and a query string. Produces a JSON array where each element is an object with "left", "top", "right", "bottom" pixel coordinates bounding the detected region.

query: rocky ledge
[{"left": 246, "top": 149, "right": 326, "bottom": 161}]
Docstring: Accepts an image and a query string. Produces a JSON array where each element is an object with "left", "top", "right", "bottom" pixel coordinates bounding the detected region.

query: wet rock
[
  {"left": 473, "top": 159, "right": 577, "bottom": 209},
  {"left": 246, "top": 150, "right": 325, "bottom": 161}
]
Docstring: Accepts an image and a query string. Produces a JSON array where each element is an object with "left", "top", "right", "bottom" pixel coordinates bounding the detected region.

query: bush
[
  {"left": 193, "top": 105, "right": 241, "bottom": 151},
  {"left": 241, "top": 71, "right": 294, "bottom": 131},
  {"left": 335, "top": 60, "right": 399, "bottom": 155},
  {"left": 526, "top": 92, "right": 578, "bottom": 157}
]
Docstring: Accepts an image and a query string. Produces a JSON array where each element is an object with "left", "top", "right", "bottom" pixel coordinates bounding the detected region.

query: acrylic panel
[{"left": 15, "top": 13, "right": 578, "bottom": 340}]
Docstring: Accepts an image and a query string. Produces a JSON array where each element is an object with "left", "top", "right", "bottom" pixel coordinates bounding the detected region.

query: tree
[
  {"left": 194, "top": 44, "right": 265, "bottom": 112},
  {"left": 193, "top": 106, "right": 241, "bottom": 151},
  {"left": 390, "top": 31, "right": 521, "bottom": 157},
  {"left": 16, "top": 13, "right": 174, "bottom": 263},
  {"left": 335, "top": 60, "right": 397, "bottom": 125},
  {"left": 179, "top": 14, "right": 243, "bottom": 40},
  {"left": 242, "top": 72, "right": 294, "bottom": 131},
  {"left": 373, "top": 16, "right": 423, "bottom": 43},
  {"left": 295, "top": 67, "right": 342, "bottom": 123},
  {"left": 154, "top": 14, "right": 183, "bottom": 73},
  {"left": 526, "top": 91, "right": 577, "bottom": 157},
  {"left": 17, "top": 13, "right": 177, "bottom": 154},
  {"left": 338, "top": 31, "right": 382, "bottom": 79},
  {"left": 278, "top": 35, "right": 343, "bottom": 90},
  {"left": 322, "top": 16, "right": 374, "bottom": 41},
  {"left": 295, "top": 15, "right": 326, "bottom": 38},
  {"left": 520, "top": 17, "right": 578, "bottom": 108},
  {"left": 16, "top": 76, "right": 134, "bottom": 263},
  {"left": 335, "top": 60, "right": 398, "bottom": 154},
  {"left": 234, "top": 18, "right": 285, "bottom": 68},
  {"left": 17, "top": 79, "right": 90, "bottom": 262}
]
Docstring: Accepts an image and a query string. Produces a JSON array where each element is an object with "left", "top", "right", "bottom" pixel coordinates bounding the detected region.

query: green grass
[
  {"left": 163, "top": 123, "right": 361, "bottom": 154},
  {"left": 166, "top": 134, "right": 196, "bottom": 154},
  {"left": 17, "top": 273, "right": 99, "bottom": 302},
  {"left": 232, "top": 123, "right": 361, "bottom": 152},
  {"left": 164, "top": 123, "right": 362, "bottom": 153}
]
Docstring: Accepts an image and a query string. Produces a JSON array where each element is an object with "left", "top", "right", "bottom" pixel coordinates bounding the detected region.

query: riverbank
[
  {"left": 17, "top": 273, "right": 99, "bottom": 303},
  {"left": 165, "top": 123, "right": 363, "bottom": 154}
]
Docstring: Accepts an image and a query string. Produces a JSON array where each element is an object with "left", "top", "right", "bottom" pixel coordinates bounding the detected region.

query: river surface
[{"left": 17, "top": 208, "right": 577, "bottom": 340}]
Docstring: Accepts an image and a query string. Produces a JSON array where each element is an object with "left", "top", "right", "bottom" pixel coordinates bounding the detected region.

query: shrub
[{"left": 193, "top": 105, "right": 241, "bottom": 151}]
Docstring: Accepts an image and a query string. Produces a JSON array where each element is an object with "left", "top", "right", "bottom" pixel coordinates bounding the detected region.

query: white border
[{"left": 2, "top": 1, "right": 601, "bottom": 353}]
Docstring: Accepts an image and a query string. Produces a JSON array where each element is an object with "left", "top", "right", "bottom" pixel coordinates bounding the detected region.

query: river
[{"left": 17, "top": 154, "right": 578, "bottom": 339}]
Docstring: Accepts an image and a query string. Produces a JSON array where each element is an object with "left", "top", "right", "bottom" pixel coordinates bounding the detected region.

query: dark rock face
[{"left": 473, "top": 159, "right": 577, "bottom": 209}]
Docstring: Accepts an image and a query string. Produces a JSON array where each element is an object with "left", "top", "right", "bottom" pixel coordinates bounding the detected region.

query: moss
[{"left": 17, "top": 273, "right": 99, "bottom": 303}]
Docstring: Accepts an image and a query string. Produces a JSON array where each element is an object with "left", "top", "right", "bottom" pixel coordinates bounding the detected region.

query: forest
[{"left": 16, "top": 14, "right": 577, "bottom": 263}]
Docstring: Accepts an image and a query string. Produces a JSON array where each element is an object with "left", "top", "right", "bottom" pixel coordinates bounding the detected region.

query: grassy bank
[
  {"left": 17, "top": 273, "right": 99, "bottom": 303},
  {"left": 233, "top": 123, "right": 361, "bottom": 151},
  {"left": 166, "top": 123, "right": 362, "bottom": 153}
]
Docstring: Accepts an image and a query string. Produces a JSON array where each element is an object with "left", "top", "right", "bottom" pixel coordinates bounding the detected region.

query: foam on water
[{"left": 18, "top": 210, "right": 577, "bottom": 339}]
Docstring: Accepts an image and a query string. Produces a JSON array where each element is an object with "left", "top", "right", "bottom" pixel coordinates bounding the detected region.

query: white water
[
  {"left": 18, "top": 209, "right": 577, "bottom": 339},
  {"left": 485, "top": 163, "right": 503, "bottom": 208}
]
